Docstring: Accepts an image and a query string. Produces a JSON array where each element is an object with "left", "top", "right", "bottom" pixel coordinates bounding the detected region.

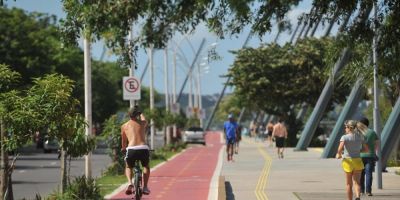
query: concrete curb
[
  {"left": 208, "top": 137, "right": 224, "bottom": 200},
  {"left": 218, "top": 176, "right": 226, "bottom": 200}
]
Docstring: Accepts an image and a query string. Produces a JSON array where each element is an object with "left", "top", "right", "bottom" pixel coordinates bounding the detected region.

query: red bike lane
[{"left": 108, "top": 131, "right": 223, "bottom": 200}]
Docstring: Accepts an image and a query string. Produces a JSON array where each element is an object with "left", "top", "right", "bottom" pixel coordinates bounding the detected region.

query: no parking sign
[{"left": 123, "top": 76, "right": 141, "bottom": 100}]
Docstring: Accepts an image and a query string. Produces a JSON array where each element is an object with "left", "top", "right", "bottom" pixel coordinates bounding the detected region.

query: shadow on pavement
[
  {"left": 12, "top": 180, "right": 57, "bottom": 185},
  {"left": 225, "top": 181, "right": 235, "bottom": 200},
  {"left": 14, "top": 165, "right": 60, "bottom": 170}
]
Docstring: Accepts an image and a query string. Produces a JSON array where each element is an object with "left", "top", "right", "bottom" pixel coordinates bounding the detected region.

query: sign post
[{"left": 123, "top": 76, "right": 141, "bottom": 100}]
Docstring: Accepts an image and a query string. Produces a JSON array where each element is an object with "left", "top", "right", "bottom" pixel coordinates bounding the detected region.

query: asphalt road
[
  {"left": 10, "top": 133, "right": 166, "bottom": 199},
  {"left": 11, "top": 149, "right": 111, "bottom": 200}
]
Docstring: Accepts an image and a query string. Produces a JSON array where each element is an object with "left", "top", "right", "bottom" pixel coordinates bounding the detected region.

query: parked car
[
  {"left": 182, "top": 127, "right": 206, "bottom": 145},
  {"left": 43, "top": 136, "right": 59, "bottom": 153}
]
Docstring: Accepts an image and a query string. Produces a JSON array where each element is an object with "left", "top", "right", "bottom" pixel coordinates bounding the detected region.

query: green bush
[
  {"left": 50, "top": 176, "right": 101, "bottom": 200},
  {"left": 104, "top": 161, "right": 125, "bottom": 176},
  {"left": 387, "top": 158, "right": 400, "bottom": 167}
]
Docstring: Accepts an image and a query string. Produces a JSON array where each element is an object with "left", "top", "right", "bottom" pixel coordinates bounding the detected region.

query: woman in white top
[{"left": 336, "top": 120, "right": 369, "bottom": 200}]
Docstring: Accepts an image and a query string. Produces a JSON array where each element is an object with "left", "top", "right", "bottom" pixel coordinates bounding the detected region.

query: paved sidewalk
[{"left": 222, "top": 137, "right": 400, "bottom": 200}]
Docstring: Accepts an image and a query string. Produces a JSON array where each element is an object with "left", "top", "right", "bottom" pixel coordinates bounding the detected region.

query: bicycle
[
  {"left": 132, "top": 159, "right": 143, "bottom": 200},
  {"left": 129, "top": 149, "right": 153, "bottom": 200}
]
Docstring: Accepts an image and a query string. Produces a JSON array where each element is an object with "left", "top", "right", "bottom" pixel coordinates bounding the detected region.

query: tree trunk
[
  {"left": 1, "top": 119, "right": 10, "bottom": 199},
  {"left": 60, "top": 147, "right": 67, "bottom": 193},
  {"left": 112, "top": 148, "right": 118, "bottom": 163},
  {"left": 6, "top": 170, "right": 13, "bottom": 200}
]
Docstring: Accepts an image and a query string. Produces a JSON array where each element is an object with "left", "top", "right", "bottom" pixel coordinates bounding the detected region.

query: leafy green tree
[
  {"left": 213, "top": 94, "right": 243, "bottom": 128},
  {"left": 58, "top": 0, "right": 400, "bottom": 67},
  {"left": 228, "top": 38, "right": 351, "bottom": 145},
  {"left": 0, "top": 64, "right": 24, "bottom": 199},
  {"left": 1, "top": 67, "right": 93, "bottom": 198},
  {"left": 59, "top": 0, "right": 302, "bottom": 66},
  {"left": 229, "top": 38, "right": 339, "bottom": 114},
  {"left": 0, "top": 7, "right": 87, "bottom": 118},
  {"left": 26, "top": 74, "right": 95, "bottom": 193},
  {"left": 0, "top": 7, "right": 56, "bottom": 85},
  {"left": 0, "top": 7, "right": 138, "bottom": 127},
  {"left": 101, "top": 115, "right": 124, "bottom": 175},
  {"left": 92, "top": 61, "right": 128, "bottom": 124}
]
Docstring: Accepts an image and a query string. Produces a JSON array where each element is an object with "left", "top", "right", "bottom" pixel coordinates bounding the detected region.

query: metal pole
[
  {"left": 372, "top": 1, "right": 382, "bottom": 189},
  {"left": 164, "top": 49, "right": 171, "bottom": 145},
  {"left": 172, "top": 43, "right": 177, "bottom": 138},
  {"left": 295, "top": 18, "right": 307, "bottom": 42},
  {"left": 237, "top": 107, "right": 246, "bottom": 124},
  {"left": 290, "top": 18, "right": 302, "bottom": 44},
  {"left": 273, "top": 19, "right": 283, "bottom": 43},
  {"left": 149, "top": 47, "right": 155, "bottom": 150},
  {"left": 381, "top": 96, "right": 400, "bottom": 169},
  {"left": 295, "top": 48, "right": 352, "bottom": 151},
  {"left": 302, "top": 17, "right": 313, "bottom": 38},
  {"left": 205, "top": 32, "right": 252, "bottom": 130},
  {"left": 176, "top": 38, "right": 206, "bottom": 103},
  {"left": 84, "top": 36, "right": 92, "bottom": 178},
  {"left": 323, "top": 9, "right": 339, "bottom": 37},
  {"left": 189, "top": 71, "right": 193, "bottom": 115},
  {"left": 295, "top": 4, "right": 372, "bottom": 150},
  {"left": 338, "top": 12, "right": 351, "bottom": 33},
  {"left": 309, "top": 14, "right": 321, "bottom": 37},
  {"left": 140, "top": 60, "right": 149, "bottom": 83},
  {"left": 128, "top": 27, "right": 135, "bottom": 108},
  {"left": 321, "top": 78, "right": 366, "bottom": 158},
  {"left": 299, "top": 7, "right": 315, "bottom": 39},
  {"left": 197, "top": 62, "right": 203, "bottom": 127}
]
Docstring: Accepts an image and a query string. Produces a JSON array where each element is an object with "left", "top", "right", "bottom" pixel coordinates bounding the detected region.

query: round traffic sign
[{"left": 124, "top": 78, "right": 139, "bottom": 93}]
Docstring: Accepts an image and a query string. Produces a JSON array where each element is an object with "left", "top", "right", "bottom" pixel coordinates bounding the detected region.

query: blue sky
[{"left": 5, "top": 0, "right": 334, "bottom": 96}]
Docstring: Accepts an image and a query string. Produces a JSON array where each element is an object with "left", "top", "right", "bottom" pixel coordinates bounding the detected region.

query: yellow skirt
[{"left": 342, "top": 158, "right": 364, "bottom": 173}]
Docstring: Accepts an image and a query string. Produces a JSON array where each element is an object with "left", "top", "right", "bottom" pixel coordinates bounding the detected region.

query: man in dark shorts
[
  {"left": 272, "top": 118, "right": 288, "bottom": 158},
  {"left": 121, "top": 106, "right": 151, "bottom": 195},
  {"left": 224, "top": 114, "right": 238, "bottom": 161}
]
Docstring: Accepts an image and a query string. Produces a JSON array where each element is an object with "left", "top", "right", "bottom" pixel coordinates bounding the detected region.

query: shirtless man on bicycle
[{"left": 121, "top": 106, "right": 151, "bottom": 195}]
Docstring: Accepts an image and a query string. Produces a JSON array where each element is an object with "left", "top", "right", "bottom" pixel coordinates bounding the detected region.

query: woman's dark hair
[{"left": 129, "top": 106, "right": 141, "bottom": 119}]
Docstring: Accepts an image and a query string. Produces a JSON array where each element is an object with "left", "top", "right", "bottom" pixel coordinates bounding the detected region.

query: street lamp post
[
  {"left": 84, "top": 36, "right": 92, "bottom": 179},
  {"left": 164, "top": 48, "right": 171, "bottom": 144},
  {"left": 149, "top": 46, "right": 155, "bottom": 150},
  {"left": 372, "top": 1, "right": 382, "bottom": 189},
  {"left": 128, "top": 25, "right": 136, "bottom": 108}
]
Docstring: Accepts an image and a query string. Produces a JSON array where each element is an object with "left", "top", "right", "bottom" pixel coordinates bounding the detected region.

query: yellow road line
[
  {"left": 257, "top": 145, "right": 272, "bottom": 200},
  {"left": 245, "top": 138, "right": 272, "bottom": 200}
]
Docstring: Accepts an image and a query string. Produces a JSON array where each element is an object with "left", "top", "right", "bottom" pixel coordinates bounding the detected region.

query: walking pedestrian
[
  {"left": 235, "top": 124, "right": 242, "bottom": 154},
  {"left": 336, "top": 120, "right": 369, "bottom": 200},
  {"left": 224, "top": 114, "right": 238, "bottom": 162},
  {"left": 266, "top": 121, "right": 274, "bottom": 147},
  {"left": 249, "top": 120, "right": 257, "bottom": 138},
  {"left": 272, "top": 118, "right": 287, "bottom": 158},
  {"left": 359, "top": 117, "right": 379, "bottom": 196}
]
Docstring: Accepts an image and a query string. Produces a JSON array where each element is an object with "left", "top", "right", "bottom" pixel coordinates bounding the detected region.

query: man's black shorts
[
  {"left": 275, "top": 137, "right": 285, "bottom": 148},
  {"left": 125, "top": 149, "right": 150, "bottom": 168}
]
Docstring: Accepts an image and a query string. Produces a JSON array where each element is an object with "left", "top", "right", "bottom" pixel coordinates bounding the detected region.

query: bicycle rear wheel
[{"left": 134, "top": 172, "right": 142, "bottom": 200}]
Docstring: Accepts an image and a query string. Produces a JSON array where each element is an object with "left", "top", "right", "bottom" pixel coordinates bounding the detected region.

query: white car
[{"left": 183, "top": 127, "right": 206, "bottom": 145}]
